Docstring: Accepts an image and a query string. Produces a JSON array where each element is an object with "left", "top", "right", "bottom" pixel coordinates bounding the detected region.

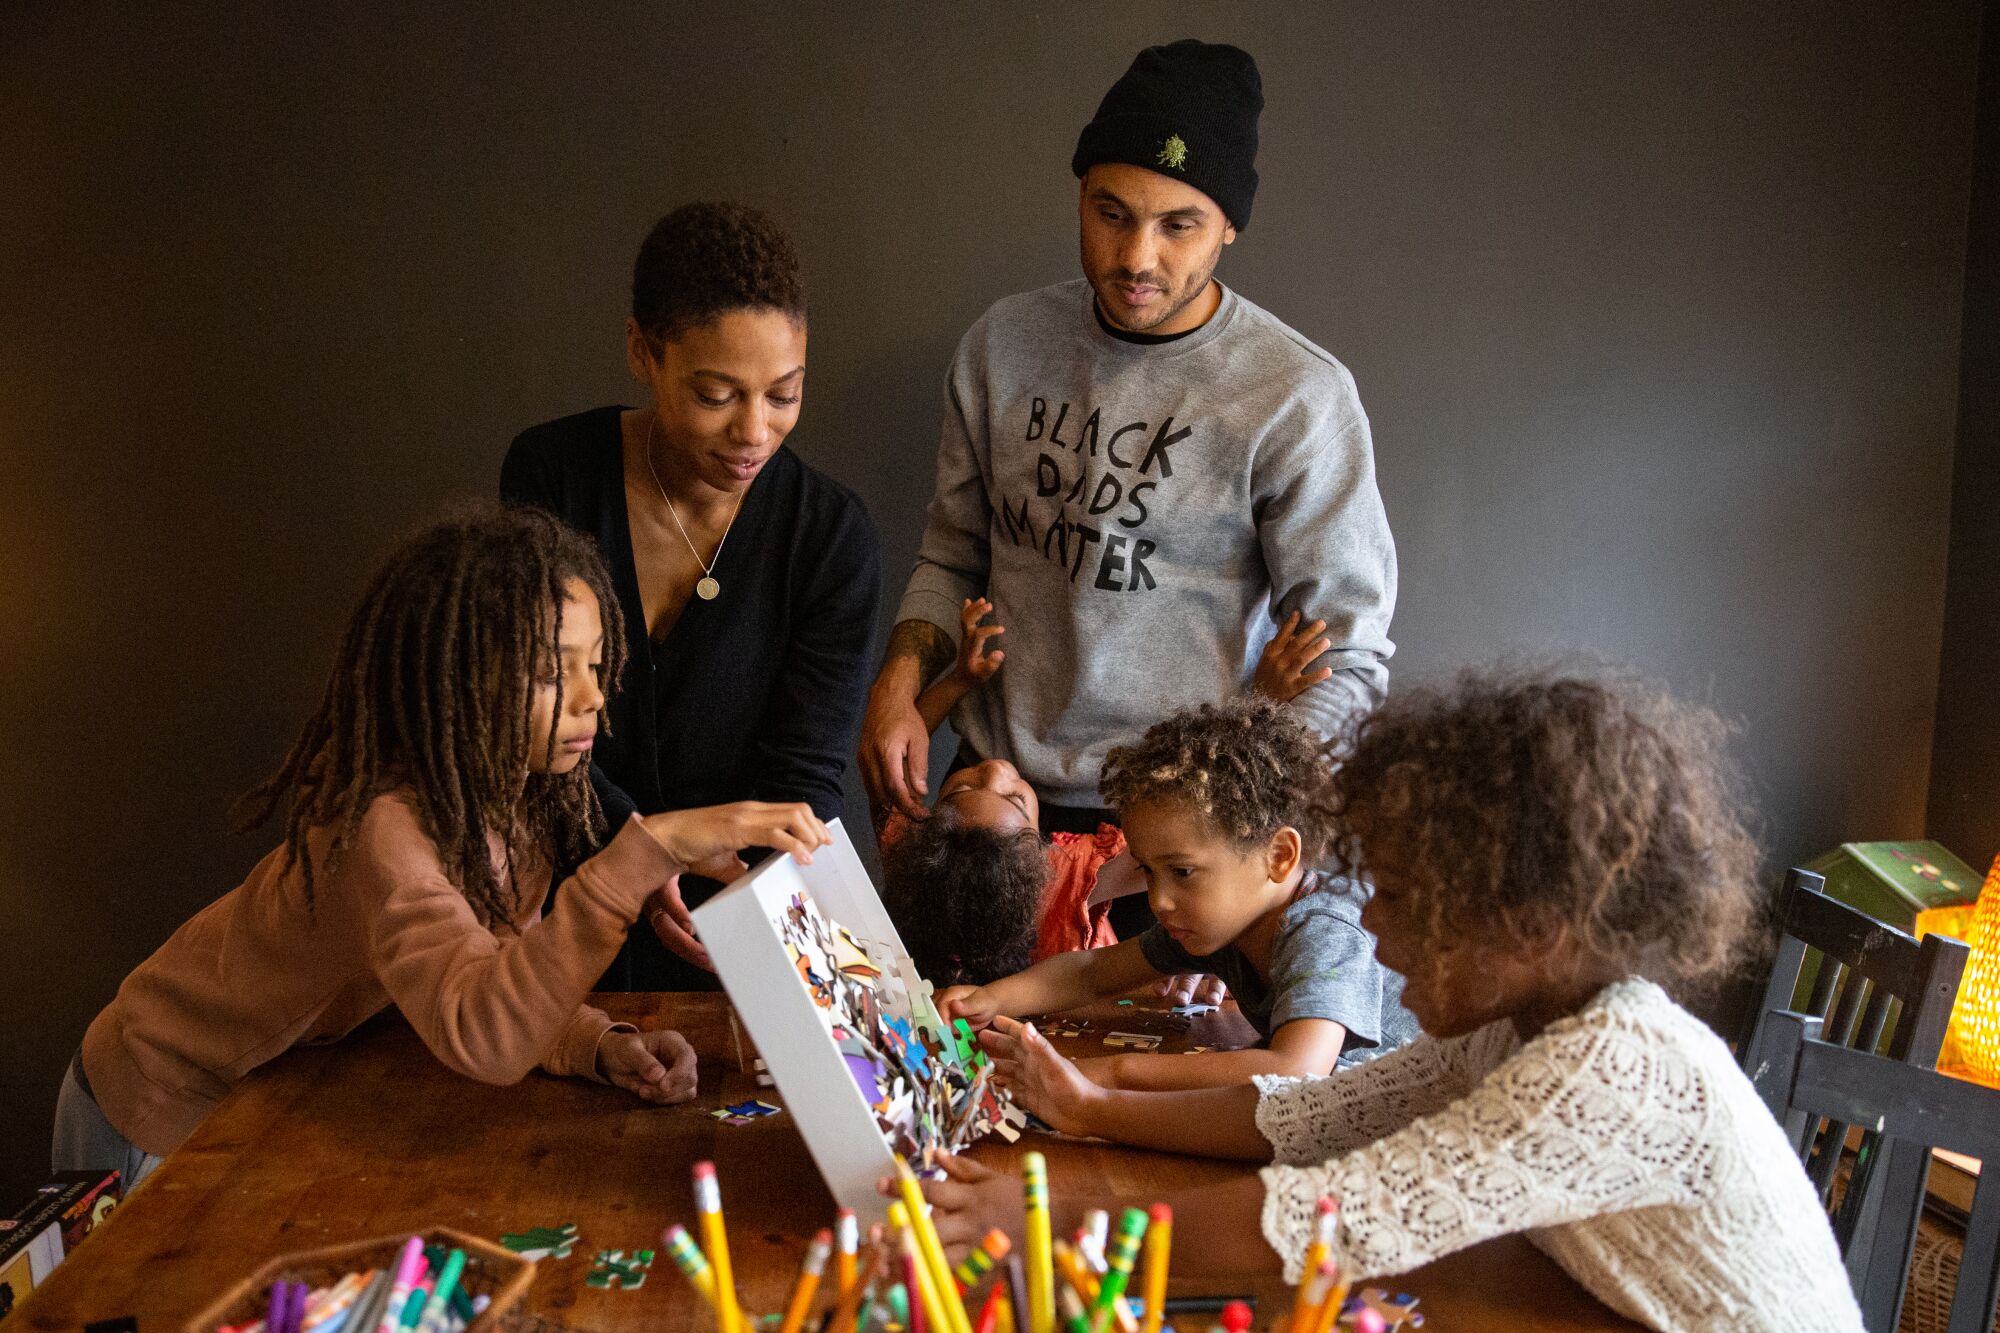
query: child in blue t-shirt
[{"left": 938, "top": 696, "right": 1413, "bottom": 1090}]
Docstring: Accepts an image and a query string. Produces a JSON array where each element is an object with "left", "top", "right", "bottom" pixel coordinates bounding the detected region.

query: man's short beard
[{"left": 1094, "top": 245, "right": 1222, "bottom": 333}]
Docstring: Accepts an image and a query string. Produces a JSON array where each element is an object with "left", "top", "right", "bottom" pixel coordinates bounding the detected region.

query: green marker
[
  {"left": 413, "top": 1249, "right": 466, "bottom": 1333},
  {"left": 1087, "top": 1210, "right": 1148, "bottom": 1333}
]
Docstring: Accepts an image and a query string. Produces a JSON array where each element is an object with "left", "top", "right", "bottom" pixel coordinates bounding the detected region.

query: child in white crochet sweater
[{"left": 899, "top": 669, "right": 1864, "bottom": 1333}]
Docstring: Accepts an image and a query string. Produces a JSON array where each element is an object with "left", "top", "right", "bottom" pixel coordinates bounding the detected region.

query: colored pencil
[
  {"left": 1138, "top": 1206, "right": 1170, "bottom": 1333},
  {"left": 695, "top": 1162, "right": 745, "bottom": 1333},
  {"left": 664, "top": 1223, "right": 720, "bottom": 1307},
  {"left": 1022, "top": 1152, "right": 1056, "bottom": 1333}
]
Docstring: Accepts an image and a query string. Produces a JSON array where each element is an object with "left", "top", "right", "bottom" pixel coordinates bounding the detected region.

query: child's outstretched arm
[
  {"left": 1078, "top": 1017, "right": 1349, "bottom": 1091},
  {"left": 936, "top": 937, "right": 1159, "bottom": 1028},
  {"left": 979, "top": 1016, "right": 1275, "bottom": 1158},
  {"left": 914, "top": 597, "right": 1006, "bottom": 735},
  {"left": 369, "top": 801, "right": 829, "bottom": 1087}
]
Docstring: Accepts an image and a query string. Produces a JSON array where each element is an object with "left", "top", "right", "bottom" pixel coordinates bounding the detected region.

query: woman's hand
[
  {"left": 936, "top": 985, "right": 1003, "bottom": 1029},
  {"left": 979, "top": 1017, "right": 1104, "bottom": 1137},
  {"left": 641, "top": 801, "right": 830, "bottom": 873},
  {"left": 878, "top": 1154, "right": 1024, "bottom": 1258},
  {"left": 645, "top": 879, "right": 713, "bottom": 971},
  {"left": 1253, "top": 611, "right": 1335, "bottom": 703},
  {"left": 951, "top": 598, "right": 1006, "bottom": 684},
  {"left": 597, "top": 1027, "right": 700, "bottom": 1104}
]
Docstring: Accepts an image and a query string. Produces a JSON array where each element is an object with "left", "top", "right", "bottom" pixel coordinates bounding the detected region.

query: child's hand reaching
[
  {"left": 952, "top": 598, "right": 1006, "bottom": 684},
  {"left": 935, "top": 984, "right": 1003, "bottom": 1029},
  {"left": 877, "top": 1154, "right": 1024, "bottom": 1257},
  {"left": 597, "top": 1027, "right": 700, "bottom": 1104},
  {"left": 979, "top": 1016, "right": 1103, "bottom": 1137},
  {"left": 1253, "top": 611, "right": 1335, "bottom": 703}
]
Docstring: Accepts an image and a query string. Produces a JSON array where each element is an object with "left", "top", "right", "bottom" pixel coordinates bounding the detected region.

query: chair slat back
[
  {"left": 1743, "top": 872, "right": 1971, "bottom": 1331},
  {"left": 1757, "top": 1012, "right": 2000, "bottom": 1333}
]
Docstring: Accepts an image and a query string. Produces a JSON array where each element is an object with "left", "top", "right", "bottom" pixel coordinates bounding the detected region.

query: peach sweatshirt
[{"left": 81, "top": 791, "right": 679, "bottom": 1157}]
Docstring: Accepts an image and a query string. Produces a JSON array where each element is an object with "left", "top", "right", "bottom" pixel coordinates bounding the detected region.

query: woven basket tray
[{"left": 183, "top": 1226, "right": 534, "bottom": 1332}]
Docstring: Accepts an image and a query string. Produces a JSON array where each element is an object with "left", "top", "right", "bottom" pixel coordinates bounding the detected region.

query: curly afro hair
[
  {"left": 1099, "top": 695, "right": 1338, "bottom": 864},
  {"left": 632, "top": 201, "right": 805, "bottom": 350},
  {"left": 1325, "top": 667, "right": 1763, "bottom": 1001},
  {"left": 881, "top": 809, "right": 1048, "bottom": 987}
]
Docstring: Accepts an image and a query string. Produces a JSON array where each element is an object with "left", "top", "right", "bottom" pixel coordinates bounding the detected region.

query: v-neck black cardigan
[{"left": 502, "top": 406, "right": 882, "bottom": 831}]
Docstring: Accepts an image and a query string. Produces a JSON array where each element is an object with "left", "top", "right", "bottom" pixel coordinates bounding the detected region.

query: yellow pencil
[
  {"left": 1308, "top": 1258, "right": 1344, "bottom": 1333},
  {"left": 892, "top": 1201, "right": 952, "bottom": 1333},
  {"left": 694, "top": 1161, "right": 743, "bottom": 1333},
  {"left": 896, "top": 1158, "right": 974, "bottom": 1333},
  {"left": 1288, "top": 1199, "right": 1340, "bottom": 1333},
  {"left": 995, "top": 1288, "right": 1017, "bottom": 1333},
  {"left": 777, "top": 1228, "right": 833, "bottom": 1333},
  {"left": 1023, "top": 1151, "right": 1056, "bottom": 1333},
  {"left": 1138, "top": 1205, "right": 1170, "bottom": 1333},
  {"left": 663, "top": 1224, "right": 719, "bottom": 1308},
  {"left": 836, "top": 1207, "right": 860, "bottom": 1299}
]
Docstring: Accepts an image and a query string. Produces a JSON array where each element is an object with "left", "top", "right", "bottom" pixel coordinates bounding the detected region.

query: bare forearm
[
  {"left": 875, "top": 619, "right": 954, "bottom": 699},
  {"left": 1102, "top": 1047, "right": 1326, "bottom": 1092},
  {"left": 915, "top": 672, "right": 975, "bottom": 735},
  {"left": 986, "top": 952, "right": 1109, "bottom": 1017},
  {"left": 1076, "top": 1082, "right": 1274, "bottom": 1161}
]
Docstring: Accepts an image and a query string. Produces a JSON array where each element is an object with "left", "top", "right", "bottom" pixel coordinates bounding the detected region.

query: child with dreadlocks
[
  {"left": 932, "top": 691, "right": 1413, "bottom": 1092},
  {"left": 54, "top": 506, "right": 829, "bottom": 1189},
  {"left": 908, "top": 669, "right": 1863, "bottom": 1333},
  {"left": 878, "top": 597, "right": 1343, "bottom": 991}
]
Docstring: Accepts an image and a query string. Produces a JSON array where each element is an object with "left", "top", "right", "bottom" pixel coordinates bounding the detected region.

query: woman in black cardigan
[{"left": 503, "top": 202, "right": 882, "bottom": 989}]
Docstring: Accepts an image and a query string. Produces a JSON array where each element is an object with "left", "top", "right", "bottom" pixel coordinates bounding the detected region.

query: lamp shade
[{"left": 1943, "top": 855, "right": 2000, "bottom": 1083}]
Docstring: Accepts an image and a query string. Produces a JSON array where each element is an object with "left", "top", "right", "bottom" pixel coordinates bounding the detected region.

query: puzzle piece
[
  {"left": 1040, "top": 1019, "right": 1089, "bottom": 1038},
  {"left": 500, "top": 1223, "right": 579, "bottom": 1260},
  {"left": 1183, "top": 1045, "right": 1214, "bottom": 1055},
  {"left": 586, "top": 1248, "right": 655, "bottom": 1290},
  {"left": 1116, "top": 999, "right": 1135, "bottom": 1006},
  {"left": 724, "top": 1098, "right": 781, "bottom": 1118},
  {"left": 1340, "top": 1289, "right": 1422, "bottom": 1328},
  {"left": 1170, "top": 1003, "right": 1219, "bottom": 1017},
  {"left": 1103, "top": 1031, "right": 1162, "bottom": 1050}
]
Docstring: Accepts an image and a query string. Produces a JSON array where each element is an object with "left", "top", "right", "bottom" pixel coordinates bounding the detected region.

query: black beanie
[{"left": 1071, "top": 39, "right": 1263, "bottom": 231}]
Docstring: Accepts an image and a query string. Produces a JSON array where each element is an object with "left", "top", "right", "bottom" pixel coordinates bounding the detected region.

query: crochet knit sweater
[{"left": 1253, "top": 978, "right": 1863, "bottom": 1333}]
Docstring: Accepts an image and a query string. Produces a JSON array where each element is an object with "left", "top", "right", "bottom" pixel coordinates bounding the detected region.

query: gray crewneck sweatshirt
[{"left": 897, "top": 279, "right": 1396, "bottom": 806}]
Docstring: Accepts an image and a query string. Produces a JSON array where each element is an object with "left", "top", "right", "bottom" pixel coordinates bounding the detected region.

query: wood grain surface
[{"left": 14, "top": 993, "right": 1640, "bottom": 1331}]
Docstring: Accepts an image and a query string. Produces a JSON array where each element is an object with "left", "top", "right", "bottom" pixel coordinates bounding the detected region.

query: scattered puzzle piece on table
[
  {"left": 726, "top": 1098, "right": 781, "bottom": 1118},
  {"left": 586, "top": 1248, "right": 655, "bottom": 1290},
  {"left": 499, "top": 1223, "right": 579, "bottom": 1260},
  {"left": 1116, "top": 999, "right": 1135, "bottom": 1006},
  {"left": 1103, "top": 1031, "right": 1162, "bottom": 1050},
  {"left": 1171, "top": 1002, "right": 1219, "bottom": 1016},
  {"left": 1340, "top": 1289, "right": 1423, "bottom": 1327},
  {"left": 1183, "top": 1045, "right": 1213, "bottom": 1054},
  {"left": 1041, "top": 1019, "right": 1089, "bottom": 1038}
]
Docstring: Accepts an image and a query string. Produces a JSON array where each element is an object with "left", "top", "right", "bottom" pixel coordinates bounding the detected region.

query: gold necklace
[{"left": 646, "top": 413, "right": 744, "bottom": 601}]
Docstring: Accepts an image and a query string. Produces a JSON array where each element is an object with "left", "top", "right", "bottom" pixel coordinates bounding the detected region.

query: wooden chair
[
  {"left": 1752, "top": 1011, "right": 2000, "bottom": 1333},
  {"left": 1742, "top": 869, "right": 1972, "bottom": 1329}
]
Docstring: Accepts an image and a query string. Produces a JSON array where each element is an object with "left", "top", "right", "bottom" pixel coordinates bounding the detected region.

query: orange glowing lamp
[{"left": 1931, "top": 854, "right": 2000, "bottom": 1085}]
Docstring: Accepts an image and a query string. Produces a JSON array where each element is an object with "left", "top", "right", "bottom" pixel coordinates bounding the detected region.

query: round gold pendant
[{"left": 696, "top": 576, "right": 720, "bottom": 601}]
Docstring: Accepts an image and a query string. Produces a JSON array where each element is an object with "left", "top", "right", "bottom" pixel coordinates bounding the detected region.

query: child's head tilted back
[
  {"left": 1099, "top": 696, "right": 1339, "bottom": 957},
  {"left": 882, "top": 808, "right": 1049, "bottom": 986},
  {"left": 1329, "top": 667, "right": 1762, "bottom": 1036},
  {"left": 237, "top": 503, "right": 628, "bottom": 923}
]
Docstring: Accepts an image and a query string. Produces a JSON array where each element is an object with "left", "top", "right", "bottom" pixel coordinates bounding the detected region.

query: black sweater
[{"left": 502, "top": 407, "right": 882, "bottom": 830}]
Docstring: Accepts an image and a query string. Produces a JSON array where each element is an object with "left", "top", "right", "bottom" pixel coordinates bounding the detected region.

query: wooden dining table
[{"left": 14, "top": 993, "right": 1642, "bottom": 1332}]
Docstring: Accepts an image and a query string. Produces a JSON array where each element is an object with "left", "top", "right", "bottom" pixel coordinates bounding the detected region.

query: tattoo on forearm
[{"left": 885, "top": 618, "right": 954, "bottom": 687}]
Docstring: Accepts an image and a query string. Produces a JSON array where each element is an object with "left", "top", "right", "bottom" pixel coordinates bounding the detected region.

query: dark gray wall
[
  {"left": 1932, "top": 6, "right": 2000, "bottom": 872},
  {"left": 1, "top": 3, "right": 1980, "bottom": 1207}
]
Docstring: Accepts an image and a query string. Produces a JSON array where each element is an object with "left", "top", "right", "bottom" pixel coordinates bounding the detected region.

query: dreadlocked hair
[
  {"left": 234, "top": 503, "right": 629, "bottom": 925},
  {"left": 881, "top": 809, "right": 1048, "bottom": 987},
  {"left": 1098, "top": 695, "right": 1338, "bottom": 864},
  {"left": 1323, "top": 666, "right": 1763, "bottom": 1003}
]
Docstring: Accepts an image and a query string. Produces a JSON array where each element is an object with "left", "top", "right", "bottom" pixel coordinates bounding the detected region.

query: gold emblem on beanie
[{"left": 1156, "top": 134, "right": 1189, "bottom": 171}]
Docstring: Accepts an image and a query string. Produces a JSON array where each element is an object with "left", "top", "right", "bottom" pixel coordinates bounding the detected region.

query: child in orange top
[
  {"left": 877, "top": 598, "right": 1337, "bottom": 987},
  {"left": 54, "top": 507, "right": 829, "bottom": 1189}
]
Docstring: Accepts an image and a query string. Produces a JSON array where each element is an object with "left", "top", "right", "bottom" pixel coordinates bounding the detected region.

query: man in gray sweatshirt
[{"left": 862, "top": 40, "right": 1397, "bottom": 881}]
